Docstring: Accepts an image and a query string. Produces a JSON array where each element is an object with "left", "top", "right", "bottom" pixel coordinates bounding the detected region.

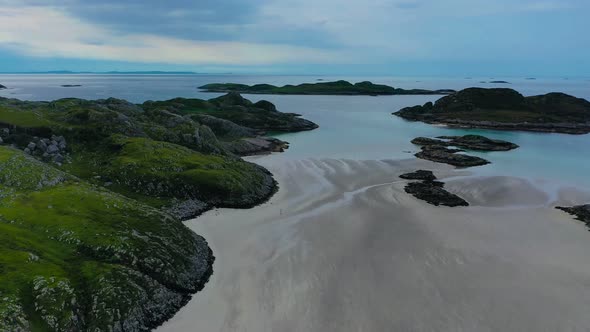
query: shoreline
[{"left": 158, "top": 156, "right": 590, "bottom": 331}]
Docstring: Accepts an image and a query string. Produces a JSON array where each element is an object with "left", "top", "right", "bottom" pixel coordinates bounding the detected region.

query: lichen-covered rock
[{"left": 32, "top": 276, "right": 82, "bottom": 331}]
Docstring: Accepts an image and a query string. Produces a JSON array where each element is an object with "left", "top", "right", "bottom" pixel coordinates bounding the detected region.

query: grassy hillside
[{"left": 0, "top": 92, "right": 312, "bottom": 331}]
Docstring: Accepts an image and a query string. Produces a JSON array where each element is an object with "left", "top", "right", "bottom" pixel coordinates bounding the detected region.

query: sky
[{"left": 0, "top": 0, "right": 588, "bottom": 76}]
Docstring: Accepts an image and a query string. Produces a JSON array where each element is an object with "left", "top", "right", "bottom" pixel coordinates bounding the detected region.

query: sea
[{"left": 1, "top": 74, "right": 589, "bottom": 191}]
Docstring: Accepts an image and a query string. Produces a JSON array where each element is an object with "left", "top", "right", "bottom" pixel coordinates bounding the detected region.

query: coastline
[{"left": 158, "top": 155, "right": 590, "bottom": 331}]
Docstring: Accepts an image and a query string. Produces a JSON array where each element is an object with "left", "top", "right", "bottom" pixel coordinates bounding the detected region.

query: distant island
[
  {"left": 199, "top": 80, "right": 456, "bottom": 96},
  {"left": 394, "top": 87, "right": 590, "bottom": 134},
  {"left": 0, "top": 92, "right": 316, "bottom": 331},
  {"left": 0, "top": 71, "right": 199, "bottom": 75}
]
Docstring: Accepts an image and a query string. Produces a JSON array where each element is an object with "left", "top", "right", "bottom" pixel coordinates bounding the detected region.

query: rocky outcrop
[
  {"left": 399, "top": 170, "right": 437, "bottom": 181},
  {"left": 412, "top": 135, "right": 518, "bottom": 151},
  {"left": 0, "top": 84, "right": 6, "bottom": 89},
  {"left": 23, "top": 135, "right": 68, "bottom": 165},
  {"left": 404, "top": 180, "right": 469, "bottom": 207},
  {"left": 394, "top": 88, "right": 590, "bottom": 134},
  {"left": 415, "top": 145, "right": 490, "bottom": 167},
  {"left": 410, "top": 134, "right": 520, "bottom": 167},
  {"left": 143, "top": 93, "right": 319, "bottom": 133},
  {"left": 556, "top": 205, "right": 590, "bottom": 229}
]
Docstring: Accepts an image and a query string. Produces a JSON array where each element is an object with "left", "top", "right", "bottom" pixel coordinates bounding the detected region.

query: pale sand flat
[{"left": 158, "top": 157, "right": 590, "bottom": 332}]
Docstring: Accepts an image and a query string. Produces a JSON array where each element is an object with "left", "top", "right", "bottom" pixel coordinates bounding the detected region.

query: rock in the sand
[
  {"left": 399, "top": 170, "right": 437, "bottom": 181},
  {"left": 404, "top": 181, "right": 469, "bottom": 207},
  {"left": 415, "top": 145, "right": 490, "bottom": 167},
  {"left": 556, "top": 205, "right": 590, "bottom": 229}
]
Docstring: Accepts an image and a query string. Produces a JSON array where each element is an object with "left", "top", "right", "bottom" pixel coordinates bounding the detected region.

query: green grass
[{"left": 0, "top": 106, "right": 53, "bottom": 128}]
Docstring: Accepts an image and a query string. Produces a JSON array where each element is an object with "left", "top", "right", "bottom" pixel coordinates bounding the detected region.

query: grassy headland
[{"left": 0, "top": 93, "right": 316, "bottom": 331}]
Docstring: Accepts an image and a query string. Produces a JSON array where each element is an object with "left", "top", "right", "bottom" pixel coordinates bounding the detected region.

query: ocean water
[{"left": 1, "top": 74, "right": 589, "bottom": 190}]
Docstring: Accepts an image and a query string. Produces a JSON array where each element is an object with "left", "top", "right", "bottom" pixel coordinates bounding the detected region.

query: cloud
[{"left": 0, "top": 5, "right": 336, "bottom": 65}]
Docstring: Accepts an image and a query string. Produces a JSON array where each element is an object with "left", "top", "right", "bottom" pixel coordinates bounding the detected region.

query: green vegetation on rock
[
  {"left": 199, "top": 80, "right": 456, "bottom": 96},
  {"left": 394, "top": 88, "right": 590, "bottom": 134},
  {"left": 0, "top": 92, "right": 311, "bottom": 331}
]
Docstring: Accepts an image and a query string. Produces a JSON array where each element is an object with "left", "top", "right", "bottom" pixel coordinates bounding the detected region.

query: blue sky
[{"left": 0, "top": 0, "right": 588, "bottom": 76}]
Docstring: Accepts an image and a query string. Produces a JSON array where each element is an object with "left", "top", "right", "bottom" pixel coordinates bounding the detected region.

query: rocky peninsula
[
  {"left": 0, "top": 93, "right": 316, "bottom": 331},
  {"left": 394, "top": 88, "right": 590, "bottom": 134},
  {"left": 199, "top": 80, "right": 456, "bottom": 96}
]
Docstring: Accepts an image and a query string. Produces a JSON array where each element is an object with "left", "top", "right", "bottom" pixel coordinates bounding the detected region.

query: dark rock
[
  {"left": 0, "top": 84, "right": 6, "bottom": 89},
  {"left": 556, "top": 205, "right": 590, "bottom": 229},
  {"left": 394, "top": 88, "right": 590, "bottom": 134},
  {"left": 46, "top": 144, "right": 59, "bottom": 154},
  {"left": 404, "top": 181, "right": 469, "bottom": 207},
  {"left": 489, "top": 81, "right": 510, "bottom": 84},
  {"left": 399, "top": 170, "right": 437, "bottom": 181},
  {"left": 449, "top": 135, "right": 518, "bottom": 151},
  {"left": 415, "top": 146, "right": 490, "bottom": 167},
  {"left": 61, "top": 85, "right": 82, "bottom": 87},
  {"left": 253, "top": 100, "right": 277, "bottom": 112},
  {"left": 422, "top": 134, "right": 519, "bottom": 151}
]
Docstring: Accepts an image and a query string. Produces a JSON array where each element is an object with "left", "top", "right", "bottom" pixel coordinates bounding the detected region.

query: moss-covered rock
[
  {"left": 0, "top": 146, "right": 213, "bottom": 331},
  {"left": 0, "top": 93, "right": 302, "bottom": 330}
]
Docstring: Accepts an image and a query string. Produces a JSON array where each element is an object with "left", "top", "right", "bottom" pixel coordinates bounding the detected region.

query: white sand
[{"left": 158, "top": 156, "right": 590, "bottom": 332}]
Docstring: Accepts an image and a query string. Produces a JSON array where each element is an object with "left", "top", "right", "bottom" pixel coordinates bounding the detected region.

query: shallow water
[{"left": 1, "top": 74, "right": 589, "bottom": 189}]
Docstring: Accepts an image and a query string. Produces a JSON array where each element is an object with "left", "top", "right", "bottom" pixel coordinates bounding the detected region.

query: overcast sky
[{"left": 0, "top": 0, "right": 588, "bottom": 76}]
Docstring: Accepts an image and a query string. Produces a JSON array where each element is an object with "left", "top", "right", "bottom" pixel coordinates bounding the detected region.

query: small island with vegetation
[
  {"left": 394, "top": 87, "right": 590, "bottom": 134},
  {"left": 0, "top": 92, "right": 316, "bottom": 331},
  {"left": 199, "top": 80, "right": 456, "bottom": 96}
]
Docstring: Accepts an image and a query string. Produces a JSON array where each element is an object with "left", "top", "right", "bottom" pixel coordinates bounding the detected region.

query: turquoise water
[{"left": 1, "top": 74, "right": 589, "bottom": 190}]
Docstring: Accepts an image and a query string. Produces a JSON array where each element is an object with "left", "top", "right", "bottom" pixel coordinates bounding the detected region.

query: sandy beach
[{"left": 158, "top": 156, "right": 590, "bottom": 332}]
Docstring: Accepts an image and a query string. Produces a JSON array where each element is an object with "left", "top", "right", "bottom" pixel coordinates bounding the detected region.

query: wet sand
[{"left": 158, "top": 157, "right": 590, "bottom": 332}]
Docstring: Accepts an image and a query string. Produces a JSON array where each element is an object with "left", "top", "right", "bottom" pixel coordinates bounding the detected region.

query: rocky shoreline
[
  {"left": 0, "top": 93, "right": 315, "bottom": 331},
  {"left": 394, "top": 88, "right": 590, "bottom": 134}
]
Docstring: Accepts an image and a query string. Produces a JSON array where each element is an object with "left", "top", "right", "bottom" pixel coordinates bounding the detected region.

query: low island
[
  {"left": 199, "top": 80, "right": 456, "bottom": 96},
  {"left": 0, "top": 93, "right": 316, "bottom": 331},
  {"left": 394, "top": 88, "right": 590, "bottom": 134}
]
